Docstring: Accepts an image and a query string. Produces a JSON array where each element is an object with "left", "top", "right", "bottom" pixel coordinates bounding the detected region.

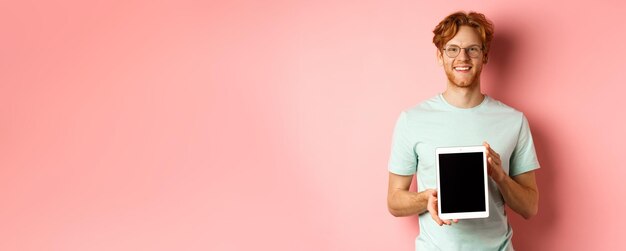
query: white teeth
[{"left": 454, "top": 67, "right": 470, "bottom": 70}]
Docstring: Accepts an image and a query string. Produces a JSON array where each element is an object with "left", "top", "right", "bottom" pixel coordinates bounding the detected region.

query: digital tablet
[{"left": 436, "top": 146, "right": 489, "bottom": 220}]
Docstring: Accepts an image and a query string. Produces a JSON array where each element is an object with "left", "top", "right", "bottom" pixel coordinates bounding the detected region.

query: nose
[{"left": 457, "top": 48, "right": 470, "bottom": 60}]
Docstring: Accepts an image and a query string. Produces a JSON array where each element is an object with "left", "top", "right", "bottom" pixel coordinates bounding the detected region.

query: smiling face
[{"left": 437, "top": 25, "right": 486, "bottom": 89}]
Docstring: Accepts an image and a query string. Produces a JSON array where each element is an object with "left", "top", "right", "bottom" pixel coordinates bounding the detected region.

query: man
[{"left": 387, "top": 11, "right": 539, "bottom": 250}]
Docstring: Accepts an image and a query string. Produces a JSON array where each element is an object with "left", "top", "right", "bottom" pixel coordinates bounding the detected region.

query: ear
[
  {"left": 482, "top": 47, "right": 489, "bottom": 64},
  {"left": 437, "top": 49, "right": 443, "bottom": 66}
]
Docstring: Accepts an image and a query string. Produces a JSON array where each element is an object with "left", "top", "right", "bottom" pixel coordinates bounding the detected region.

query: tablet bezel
[{"left": 436, "top": 145, "right": 489, "bottom": 220}]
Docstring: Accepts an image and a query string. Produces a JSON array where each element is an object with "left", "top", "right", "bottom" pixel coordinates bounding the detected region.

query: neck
[{"left": 442, "top": 83, "right": 484, "bottom": 109}]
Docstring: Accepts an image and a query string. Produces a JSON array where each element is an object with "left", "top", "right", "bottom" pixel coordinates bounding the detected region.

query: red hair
[{"left": 433, "top": 11, "right": 494, "bottom": 61}]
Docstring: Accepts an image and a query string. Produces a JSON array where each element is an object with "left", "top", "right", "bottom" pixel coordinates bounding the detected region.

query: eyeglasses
[{"left": 442, "top": 45, "right": 484, "bottom": 58}]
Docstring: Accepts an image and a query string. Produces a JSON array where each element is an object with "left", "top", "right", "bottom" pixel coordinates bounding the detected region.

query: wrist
[
  {"left": 421, "top": 189, "right": 435, "bottom": 198},
  {"left": 494, "top": 173, "right": 509, "bottom": 187}
]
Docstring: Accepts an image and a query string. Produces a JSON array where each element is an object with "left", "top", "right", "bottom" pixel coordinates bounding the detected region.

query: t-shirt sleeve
[
  {"left": 388, "top": 111, "right": 418, "bottom": 175},
  {"left": 509, "top": 114, "right": 540, "bottom": 176}
]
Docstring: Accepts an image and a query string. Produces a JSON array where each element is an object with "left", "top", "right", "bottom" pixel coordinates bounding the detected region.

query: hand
[
  {"left": 484, "top": 141, "right": 506, "bottom": 184},
  {"left": 426, "top": 189, "right": 458, "bottom": 226}
]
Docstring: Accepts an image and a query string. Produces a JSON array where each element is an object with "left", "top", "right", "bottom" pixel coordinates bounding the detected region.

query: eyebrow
[{"left": 446, "top": 43, "right": 482, "bottom": 47}]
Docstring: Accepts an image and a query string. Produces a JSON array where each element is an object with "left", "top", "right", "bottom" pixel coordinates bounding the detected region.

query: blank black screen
[{"left": 439, "top": 152, "right": 486, "bottom": 213}]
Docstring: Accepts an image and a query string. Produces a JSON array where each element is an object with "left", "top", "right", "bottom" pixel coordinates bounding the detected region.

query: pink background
[{"left": 1, "top": 1, "right": 625, "bottom": 250}]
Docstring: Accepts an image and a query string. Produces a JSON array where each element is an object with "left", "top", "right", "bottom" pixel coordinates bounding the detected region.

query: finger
[
  {"left": 434, "top": 211, "right": 451, "bottom": 225},
  {"left": 430, "top": 195, "right": 451, "bottom": 225},
  {"left": 433, "top": 217, "right": 444, "bottom": 226},
  {"left": 485, "top": 145, "right": 496, "bottom": 161},
  {"left": 487, "top": 144, "right": 497, "bottom": 157},
  {"left": 490, "top": 154, "right": 501, "bottom": 166},
  {"left": 488, "top": 157, "right": 501, "bottom": 175},
  {"left": 487, "top": 157, "right": 496, "bottom": 176},
  {"left": 492, "top": 151, "right": 500, "bottom": 160},
  {"left": 427, "top": 193, "right": 444, "bottom": 226},
  {"left": 429, "top": 204, "right": 444, "bottom": 226},
  {"left": 484, "top": 142, "right": 500, "bottom": 157},
  {"left": 488, "top": 156, "right": 500, "bottom": 168},
  {"left": 483, "top": 141, "right": 494, "bottom": 151},
  {"left": 453, "top": 219, "right": 459, "bottom": 223},
  {"left": 486, "top": 143, "right": 501, "bottom": 159}
]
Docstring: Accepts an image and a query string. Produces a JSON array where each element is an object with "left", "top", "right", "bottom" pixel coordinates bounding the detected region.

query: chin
[
  {"left": 451, "top": 79, "right": 476, "bottom": 88},
  {"left": 446, "top": 71, "right": 479, "bottom": 89},
  {"left": 453, "top": 83, "right": 474, "bottom": 88}
]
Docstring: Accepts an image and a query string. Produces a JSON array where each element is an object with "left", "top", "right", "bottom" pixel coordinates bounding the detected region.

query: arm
[
  {"left": 387, "top": 172, "right": 429, "bottom": 217},
  {"left": 498, "top": 171, "right": 538, "bottom": 219},
  {"left": 387, "top": 172, "right": 456, "bottom": 225},
  {"left": 484, "top": 142, "right": 539, "bottom": 219}
]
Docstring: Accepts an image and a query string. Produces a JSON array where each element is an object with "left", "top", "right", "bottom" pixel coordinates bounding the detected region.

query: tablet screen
[{"left": 438, "top": 152, "right": 486, "bottom": 213}]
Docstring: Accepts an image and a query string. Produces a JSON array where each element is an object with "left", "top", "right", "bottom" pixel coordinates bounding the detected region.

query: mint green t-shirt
[{"left": 388, "top": 94, "right": 540, "bottom": 251}]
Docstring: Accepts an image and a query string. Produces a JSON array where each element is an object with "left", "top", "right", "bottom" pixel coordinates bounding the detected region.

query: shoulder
[
  {"left": 484, "top": 96, "right": 525, "bottom": 118},
  {"left": 403, "top": 95, "right": 444, "bottom": 116}
]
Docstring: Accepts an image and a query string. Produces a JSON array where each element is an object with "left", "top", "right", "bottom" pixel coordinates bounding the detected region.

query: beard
[{"left": 445, "top": 66, "right": 481, "bottom": 88}]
